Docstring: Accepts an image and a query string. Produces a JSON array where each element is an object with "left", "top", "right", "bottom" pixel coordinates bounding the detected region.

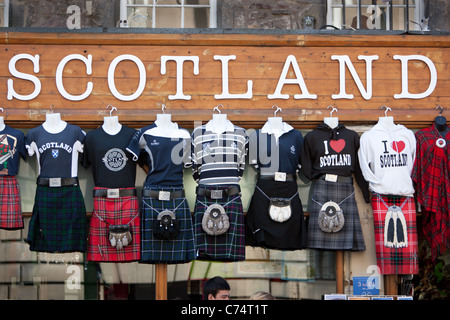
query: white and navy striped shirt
[{"left": 191, "top": 119, "right": 248, "bottom": 185}]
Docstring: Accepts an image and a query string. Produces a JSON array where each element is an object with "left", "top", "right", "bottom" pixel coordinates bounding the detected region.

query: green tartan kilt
[{"left": 27, "top": 185, "right": 87, "bottom": 253}]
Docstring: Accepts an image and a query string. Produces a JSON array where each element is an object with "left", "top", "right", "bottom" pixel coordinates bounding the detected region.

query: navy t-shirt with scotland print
[
  {"left": 26, "top": 123, "right": 85, "bottom": 178},
  {"left": 83, "top": 126, "right": 138, "bottom": 188},
  {"left": 0, "top": 125, "right": 27, "bottom": 176}
]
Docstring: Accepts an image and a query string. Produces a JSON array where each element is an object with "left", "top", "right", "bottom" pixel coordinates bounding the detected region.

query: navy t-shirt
[
  {"left": 248, "top": 128, "right": 303, "bottom": 176},
  {"left": 0, "top": 125, "right": 27, "bottom": 176},
  {"left": 127, "top": 123, "right": 191, "bottom": 187},
  {"left": 83, "top": 126, "right": 137, "bottom": 188},
  {"left": 26, "top": 123, "right": 85, "bottom": 178}
]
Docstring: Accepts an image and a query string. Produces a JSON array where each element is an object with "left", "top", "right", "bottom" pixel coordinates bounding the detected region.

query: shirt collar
[
  {"left": 205, "top": 119, "right": 235, "bottom": 134},
  {"left": 261, "top": 121, "right": 293, "bottom": 136}
]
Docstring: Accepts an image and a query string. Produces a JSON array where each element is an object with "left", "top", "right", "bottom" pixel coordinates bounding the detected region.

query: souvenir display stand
[{"left": 1, "top": 31, "right": 449, "bottom": 300}]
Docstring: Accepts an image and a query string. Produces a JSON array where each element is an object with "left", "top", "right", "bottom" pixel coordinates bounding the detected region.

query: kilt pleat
[
  {"left": 0, "top": 175, "right": 23, "bottom": 229},
  {"left": 27, "top": 185, "right": 87, "bottom": 253},
  {"left": 372, "top": 194, "right": 419, "bottom": 274},
  {"left": 245, "top": 179, "right": 307, "bottom": 250},
  {"left": 193, "top": 184, "right": 245, "bottom": 262},
  {"left": 307, "top": 179, "right": 366, "bottom": 251},
  {"left": 140, "top": 186, "right": 196, "bottom": 264},
  {"left": 87, "top": 187, "right": 140, "bottom": 262}
]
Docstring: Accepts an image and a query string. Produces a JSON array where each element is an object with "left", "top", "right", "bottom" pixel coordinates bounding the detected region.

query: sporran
[
  {"left": 109, "top": 224, "right": 132, "bottom": 249},
  {"left": 202, "top": 203, "right": 230, "bottom": 236},
  {"left": 153, "top": 210, "right": 180, "bottom": 240},
  {"left": 268, "top": 197, "right": 292, "bottom": 223},
  {"left": 318, "top": 201, "right": 345, "bottom": 233}
]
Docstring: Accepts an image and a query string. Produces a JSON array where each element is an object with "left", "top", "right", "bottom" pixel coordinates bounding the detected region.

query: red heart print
[
  {"left": 330, "top": 139, "right": 345, "bottom": 153},
  {"left": 391, "top": 141, "right": 405, "bottom": 153}
]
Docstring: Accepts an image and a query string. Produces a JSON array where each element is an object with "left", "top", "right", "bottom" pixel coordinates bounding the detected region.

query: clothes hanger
[
  {"left": 106, "top": 104, "right": 118, "bottom": 116},
  {"left": 381, "top": 105, "right": 392, "bottom": 117}
]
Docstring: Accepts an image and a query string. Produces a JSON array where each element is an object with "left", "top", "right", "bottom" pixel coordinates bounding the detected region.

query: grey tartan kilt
[
  {"left": 140, "top": 186, "right": 196, "bottom": 264},
  {"left": 307, "top": 179, "right": 366, "bottom": 251}
]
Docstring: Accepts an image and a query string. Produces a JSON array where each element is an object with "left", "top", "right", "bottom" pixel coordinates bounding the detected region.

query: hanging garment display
[
  {"left": 412, "top": 121, "right": 450, "bottom": 260},
  {"left": 83, "top": 124, "right": 141, "bottom": 262},
  {"left": 127, "top": 118, "right": 196, "bottom": 264},
  {"left": 0, "top": 125, "right": 26, "bottom": 230},
  {"left": 300, "top": 123, "right": 369, "bottom": 251},
  {"left": 245, "top": 122, "right": 307, "bottom": 250},
  {"left": 191, "top": 116, "right": 248, "bottom": 261},
  {"left": 193, "top": 184, "right": 245, "bottom": 261},
  {"left": 372, "top": 194, "right": 419, "bottom": 275},
  {"left": 26, "top": 119, "right": 87, "bottom": 253},
  {"left": 358, "top": 116, "right": 419, "bottom": 274}
]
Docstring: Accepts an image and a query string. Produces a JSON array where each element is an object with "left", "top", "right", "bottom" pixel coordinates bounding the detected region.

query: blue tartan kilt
[
  {"left": 193, "top": 184, "right": 246, "bottom": 262},
  {"left": 27, "top": 185, "right": 87, "bottom": 253},
  {"left": 307, "top": 178, "right": 366, "bottom": 251},
  {"left": 140, "top": 185, "right": 196, "bottom": 264}
]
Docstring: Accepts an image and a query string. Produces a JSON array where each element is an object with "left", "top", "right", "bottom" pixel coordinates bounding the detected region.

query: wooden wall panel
[{"left": 0, "top": 32, "right": 448, "bottom": 129}]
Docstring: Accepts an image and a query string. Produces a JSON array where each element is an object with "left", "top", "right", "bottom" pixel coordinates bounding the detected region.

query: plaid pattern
[
  {"left": 245, "top": 179, "right": 307, "bottom": 250},
  {"left": 372, "top": 194, "right": 419, "bottom": 274},
  {"left": 412, "top": 124, "right": 450, "bottom": 259},
  {"left": 0, "top": 175, "right": 23, "bottom": 229},
  {"left": 87, "top": 187, "right": 140, "bottom": 262},
  {"left": 194, "top": 185, "right": 245, "bottom": 261},
  {"left": 307, "top": 179, "right": 365, "bottom": 251},
  {"left": 27, "top": 185, "right": 87, "bottom": 253},
  {"left": 140, "top": 186, "right": 195, "bottom": 264}
]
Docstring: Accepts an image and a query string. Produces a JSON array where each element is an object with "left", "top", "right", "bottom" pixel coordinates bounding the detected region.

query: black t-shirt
[{"left": 83, "top": 126, "right": 137, "bottom": 188}]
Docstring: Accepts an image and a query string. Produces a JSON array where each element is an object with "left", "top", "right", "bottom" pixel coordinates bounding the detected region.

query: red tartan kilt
[
  {"left": 0, "top": 175, "right": 23, "bottom": 229},
  {"left": 372, "top": 194, "right": 419, "bottom": 275},
  {"left": 87, "top": 188, "right": 140, "bottom": 262}
]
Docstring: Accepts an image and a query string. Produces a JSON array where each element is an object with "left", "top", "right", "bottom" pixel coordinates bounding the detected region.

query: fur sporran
[
  {"left": 202, "top": 203, "right": 230, "bottom": 236},
  {"left": 153, "top": 210, "right": 179, "bottom": 240},
  {"left": 109, "top": 224, "right": 132, "bottom": 249},
  {"left": 318, "top": 201, "right": 345, "bottom": 233},
  {"left": 268, "top": 197, "right": 292, "bottom": 222}
]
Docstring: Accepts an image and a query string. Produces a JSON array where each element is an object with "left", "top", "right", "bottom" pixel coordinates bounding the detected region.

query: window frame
[
  {"left": 119, "top": 0, "right": 217, "bottom": 29},
  {"left": 0, "top": 0, "right": 9, "bottom": 27},
  {"left": 326, "top": 0, "right": 426, "bottom": 31}
]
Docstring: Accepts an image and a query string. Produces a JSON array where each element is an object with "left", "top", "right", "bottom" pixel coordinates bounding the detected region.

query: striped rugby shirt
[{"left": 191, "top": 119, "right": 248, "bottom": 185}]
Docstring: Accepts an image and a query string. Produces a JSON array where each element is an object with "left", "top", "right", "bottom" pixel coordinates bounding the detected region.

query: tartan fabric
[
  {"left": 193, "top": 184, "right": 245, "bottom": 262},
  {"left": 412, "top": 124, "right": 450, "bottom": 259},
  {"left": 27, "top": 185, "right": 87, "bottom": 253},
  {"left": 372, "top": 194, "right": 419, "bottom": 274},
  {"left": 307, "top": 179, "right": 366, "bottom": 251},
  {"left": 140, "top": 186, "right": 196, "bottom": 264},
  {"left": 245, "top": 179, "right": 307, "bottom": 250},
  {"left": 87, "top": 187, "right": 140, "bottom": 262},
  {"left": 0, "top": 175, "right": 23, "bottom": 229}
]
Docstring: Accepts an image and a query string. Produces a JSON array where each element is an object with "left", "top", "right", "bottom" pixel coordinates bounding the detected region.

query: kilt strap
[
  {"left": 37, "top": 177, "right": 78, "bottom": 187},
  {"left": 142, "top": 189, "right": 185, "bottom": 200},
  {"left": 319, "top": 174, "right": 353, "bottom": 183},
  {"left": 196, "top": 186, "right": 240, "bottom": 199},
  {"left": 93, "top": 188, "right": 137, "bottom": 198}
]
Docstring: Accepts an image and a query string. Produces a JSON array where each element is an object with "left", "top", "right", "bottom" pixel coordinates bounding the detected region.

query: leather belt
[
  {"left": 259, "top": 173, "right": 295, "bottom": 182},
  {"left": 37, "top": 177, "right": 78, "bottom": 187},
  {"left": 142, "top": 189, "right": 185, "bottom": 200},
  {"left": 319, "top": 174, "right": 353, "bottom": 183},
  {"left": 196, "top": 186, "right": 240, "bottom": 199},
  {"left": 93, "top": 188, "right": 137, "bottom": 198}
]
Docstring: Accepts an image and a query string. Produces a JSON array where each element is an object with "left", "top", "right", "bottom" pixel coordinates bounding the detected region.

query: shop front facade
[{"left": 0, "top": 1, "right": 449, "bottom": 300}]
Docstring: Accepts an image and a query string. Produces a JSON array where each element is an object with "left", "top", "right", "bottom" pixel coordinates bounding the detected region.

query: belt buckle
[
  {"left": 107, "top": 188, "right": 120, "bottom": 198},
  {"left": 158, "top": 191, "right": 171, "bottom": 201},
  {"left": 49, "top": 178, "right": 62, "bottom": 187},
  {"left": 210, "top": 189, "right": 223, "bottom": 199},
  {"left": 274, "top": 172, "right": 287, "bottom": 182}
]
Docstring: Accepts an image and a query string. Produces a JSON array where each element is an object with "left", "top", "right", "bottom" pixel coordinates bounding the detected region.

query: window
[
  {"left": 119, "top": 0, "right": 217, "bottom": 28},
  {"left": 0, "top": 0, "right": 9, "bottom": 27},
  {"left": 326, "top": 0, "right": 427, "bottom": 31}
]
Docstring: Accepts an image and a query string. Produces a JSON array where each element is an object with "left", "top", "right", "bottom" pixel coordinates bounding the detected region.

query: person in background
[
  {"left": 203, "top": 276, "right": 231, "bottom": 300},
  {"left": 249, "top": 291, "right": 275, "bottom": 300}
]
